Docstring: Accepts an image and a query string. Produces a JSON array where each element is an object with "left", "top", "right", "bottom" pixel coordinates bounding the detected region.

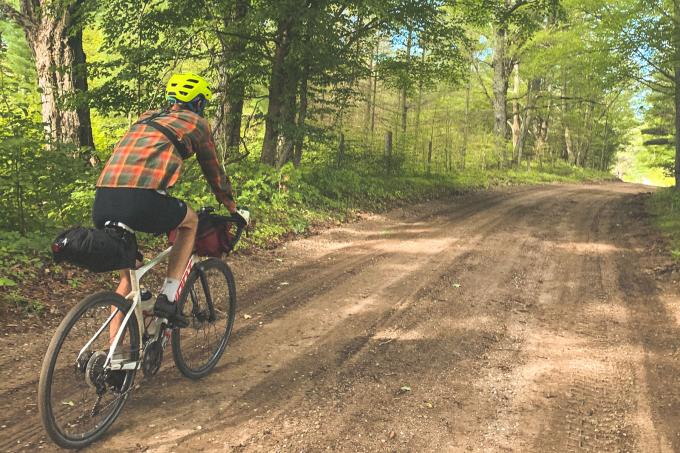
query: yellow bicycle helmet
[{"left": 165, "top": 73, "right": 212, "bottom": 103}]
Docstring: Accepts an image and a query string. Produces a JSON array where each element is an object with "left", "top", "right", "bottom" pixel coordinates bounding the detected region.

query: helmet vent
[{"left": 165, "top": 73, "right": 212, "bottom": 103}]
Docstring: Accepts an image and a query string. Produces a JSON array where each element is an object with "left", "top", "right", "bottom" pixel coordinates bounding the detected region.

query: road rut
[{"left": 3, "top": 182, "right": 680, "bottom": 452}]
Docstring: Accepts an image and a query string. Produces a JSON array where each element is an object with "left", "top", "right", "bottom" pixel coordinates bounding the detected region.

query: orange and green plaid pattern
[{"left": 97, "top": 104, "right": 235, "bottom": 210}]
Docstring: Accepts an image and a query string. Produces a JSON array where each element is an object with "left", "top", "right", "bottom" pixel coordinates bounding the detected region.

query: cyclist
[{"left": 92, "top": 73, "right": 243, "bottom": 328}]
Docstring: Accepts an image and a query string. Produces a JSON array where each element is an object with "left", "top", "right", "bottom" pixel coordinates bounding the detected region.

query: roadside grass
[
  {"left": 0, "top": 162, "right": 612, "bottom": 315},
  {"left": 647, "top": 187, "right": 680, "bottom": 259}
]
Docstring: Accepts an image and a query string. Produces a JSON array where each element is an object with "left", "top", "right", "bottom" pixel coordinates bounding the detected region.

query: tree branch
[
  {"left": 634, "top": 48, "right": 674, "bottom": 82},
  {"left": 471, "top": 56, "right": 493, "bottom": 104},
  {"left": 632, "top": 73, "right": 674, "bottom": 95},
  {"left": 0, "top": 1, "right": 33, "bottom": 32},
  {"left": 500, "top": 0, "right": 536, "bottom": 23}
]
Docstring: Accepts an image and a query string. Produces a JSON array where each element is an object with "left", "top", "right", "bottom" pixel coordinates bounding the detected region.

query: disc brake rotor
[{"left": 84, "top": 350, "right": 108, "bottom": 391}]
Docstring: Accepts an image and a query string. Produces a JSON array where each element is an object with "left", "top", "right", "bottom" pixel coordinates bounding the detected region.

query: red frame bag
[{"left": 168, "top": 214, "right": 234, "bottom": 257}]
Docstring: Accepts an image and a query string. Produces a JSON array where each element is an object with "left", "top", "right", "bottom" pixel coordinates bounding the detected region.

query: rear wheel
[
  {"left": 38, "top": 291, "right": 139, "bottom": 449},
  {"left": 172, "top": 258, "right": 236, "bottom": 379}
]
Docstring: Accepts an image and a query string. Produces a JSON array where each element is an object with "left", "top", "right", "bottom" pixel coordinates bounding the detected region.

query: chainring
[{"left": 142, "top": 338, "right": 163, "bottom": 378}]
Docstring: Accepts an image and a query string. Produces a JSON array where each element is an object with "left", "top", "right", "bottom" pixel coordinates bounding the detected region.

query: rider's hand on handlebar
[{"left": 233, "top": 207, "right": 251, "bottom": 226}]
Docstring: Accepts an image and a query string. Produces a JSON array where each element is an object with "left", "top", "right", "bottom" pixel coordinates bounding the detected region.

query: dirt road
[{"left": 4, "top": 181, "right": 680, "bottom": 452}]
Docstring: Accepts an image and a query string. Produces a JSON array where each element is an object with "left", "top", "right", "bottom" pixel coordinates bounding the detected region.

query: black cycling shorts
[{"left": 92, "top": 187, "right": 188, "bottom": 234}]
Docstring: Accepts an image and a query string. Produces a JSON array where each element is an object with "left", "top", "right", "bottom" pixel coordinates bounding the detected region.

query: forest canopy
[{"left": 0, "top": 0, "right": 669, "bottom": 239}]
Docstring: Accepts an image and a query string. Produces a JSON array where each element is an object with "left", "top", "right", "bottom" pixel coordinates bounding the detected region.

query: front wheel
[
  {"left": 172, "top": 258, "right": 236, "bottom": 379},
  {"left": 38, "top": 291, "right": 140, "bottom": 449}
]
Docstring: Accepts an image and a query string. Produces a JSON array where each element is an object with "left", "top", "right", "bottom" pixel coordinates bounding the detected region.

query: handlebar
[
  {"left": 198, "top": 206, "right": 248, "bottom": 250},
  {"left": 227, "top": 213, "right": 246, "bottom": 249}
]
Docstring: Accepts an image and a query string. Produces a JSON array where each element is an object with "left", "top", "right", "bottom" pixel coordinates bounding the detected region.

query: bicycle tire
[
  {"left": 172, "top": 258, "right": 236, "bottom": 379},
  {"left": 38, "top": 291, "right": 140, "bottom": 449}
]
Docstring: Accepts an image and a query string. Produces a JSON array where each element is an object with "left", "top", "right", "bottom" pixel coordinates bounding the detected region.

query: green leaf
[{"left": 0, "top": 277, "right": 16, "bottom": 287}]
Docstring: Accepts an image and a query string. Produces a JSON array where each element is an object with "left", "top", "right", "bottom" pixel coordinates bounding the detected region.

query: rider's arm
[{"left": 193, "top": 120, "right": 237, "bottom": 213}]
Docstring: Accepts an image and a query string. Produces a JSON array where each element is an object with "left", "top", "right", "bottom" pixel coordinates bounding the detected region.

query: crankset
[{"left": 142, "top": 338, "right": 163, "bottom": 378}]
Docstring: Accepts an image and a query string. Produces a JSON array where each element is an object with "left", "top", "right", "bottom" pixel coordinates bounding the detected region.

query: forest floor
[{"left": 4, "top": 181, "right": 680, "bottom": 452}]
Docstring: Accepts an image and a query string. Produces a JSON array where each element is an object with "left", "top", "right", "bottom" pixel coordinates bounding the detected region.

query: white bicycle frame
[{"left": 77, "top": 247, "right": 196, "bottom": 372}]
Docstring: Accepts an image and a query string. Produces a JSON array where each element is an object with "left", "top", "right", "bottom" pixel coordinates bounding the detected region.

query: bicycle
[{"left": 37, "top": 208, "right": 246, "bottom": 449}]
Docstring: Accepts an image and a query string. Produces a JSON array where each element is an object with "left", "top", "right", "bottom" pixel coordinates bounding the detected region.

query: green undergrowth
[
  {"left": 0, "top": 161, "right": 612, "bottom": 309},
  {"left": 232, "top": 161, "right": 612, "bottom": 247},
  {"left": 647, "top": 187, "right": 680, "bottom": 259}
]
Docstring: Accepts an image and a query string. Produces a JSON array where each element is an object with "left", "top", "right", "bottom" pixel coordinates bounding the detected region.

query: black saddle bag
[{"left": 51, "top": 226, "right": 138, "bottom": 273}]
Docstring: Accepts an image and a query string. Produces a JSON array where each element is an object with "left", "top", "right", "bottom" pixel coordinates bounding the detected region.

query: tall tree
[
  {"left": 465, "top": 0, "right": 561, "bottom": 164},
  {"left": 0, "top": 0, "right": 94, "bottom": 148},
  {"left": 213, "top": 0, "right": 250, "bottom": 158}
]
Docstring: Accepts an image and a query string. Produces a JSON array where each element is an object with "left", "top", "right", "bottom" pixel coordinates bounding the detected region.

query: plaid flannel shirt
[{"left": 97, "top": 104, "right": 236, "bottom": 211}]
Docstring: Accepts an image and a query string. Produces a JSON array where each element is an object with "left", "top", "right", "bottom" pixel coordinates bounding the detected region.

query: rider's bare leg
[
  {"left": 166, "top": 207, "right": 198, "bottom": 282},
  {"left": 153, "top": 208, "right": 197, "bottom": 326},
  {"left": 108, "top": 208, "right": 197, "bottom": 343},
  {"left": 110, "top": 270, "right": 131, "bottom": 344}
]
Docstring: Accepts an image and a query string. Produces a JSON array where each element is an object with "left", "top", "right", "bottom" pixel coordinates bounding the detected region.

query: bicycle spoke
[
  {"left": 173, "top": 259, "right": 235, "bottom": 378},
  {"left": 40, "top": 293, "right": 139, "bottom": 446}
]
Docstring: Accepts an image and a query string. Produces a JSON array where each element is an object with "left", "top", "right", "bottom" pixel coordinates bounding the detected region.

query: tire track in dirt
[
  {"left": 3, "top": 183, "right": 673, "bottom": 453},
  {"left": 150, "top": 187, "right": 584, "bottom": 452},
  {"left": 0, "top": 185, "right": 558, "bottom": 451},
  {"left": 91, "top": 186, "right": 567, "bottom": 452},
  {"left": 452, "top": 184, "right": 668, "bottom": 453}
]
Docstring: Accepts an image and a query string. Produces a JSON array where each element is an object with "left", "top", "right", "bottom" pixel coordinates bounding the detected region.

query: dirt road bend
[{"left": 4, "top": 182, "right": 680, "bottom": 452}]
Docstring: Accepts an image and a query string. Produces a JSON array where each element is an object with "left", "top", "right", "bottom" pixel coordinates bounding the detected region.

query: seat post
[{"left": 128, "top": 268, "right": 140, "bottom": 301}]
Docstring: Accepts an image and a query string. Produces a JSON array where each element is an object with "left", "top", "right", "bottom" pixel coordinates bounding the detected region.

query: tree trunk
[
  {"left": 461, "top": 74, "right": 471, "bottom": 170},
  {"left": 516, "top": 78, "right": 538, "bottom": 166},
  {"left": 293, "top": 69, "right": 308, "bottom": 167},
  {"left": 579, "top": 104, "right": 594, "bottom": 167},
  {"left": 534, "top": 97, "right": 551, "bottom": 168},
  {"left": 385, "top": 130, "right": 393, "bottom": 171},
  {"left": 564, "top": 126, "right": 574, "bottom": 163},
  {"left": 276, "top": 71, "right": 298, "bottom": 168},
  {"left": 492, "top": 25, "right": 511, "bottom": 166},
  {"left": 337, "top": 132, "right": 345, "bottom": 167},
  {"left": 561, "top": 75, "right": 573, "bottom": 163},
  {"left": 413, "top": 48, "right": 426, "bottom": 163},
  {"left": 511, "top": 62, "right": 521, "bottom": 160},
  {"left": 69, "top": 28, "right": 94, "bottom": 149},
  {"left": 261, "top": 18, "right": 294, "bottom": 166},
  {"left": 370, "top": 40, "right": 379, "bottom": 141},
  {"left": 600, "top": 114, "right": 609, "bottom": 171},
  {"left": 215, "top": 0, "right": 249, "bottom": 159},
  {"left": 674, "top": 0, "right": 680, "bottom": 188},
  {"left": 14, "top": 0, "right": 94, "bottom": 148},
  {"left": 400, "top": 28, "right": 413, "bottom": 134},
  {"left": 364, "top": 40, "right": 376, "bottom": 138},
  {"left": 445, "top": 106, "right": 451, "bottom": 172}
]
